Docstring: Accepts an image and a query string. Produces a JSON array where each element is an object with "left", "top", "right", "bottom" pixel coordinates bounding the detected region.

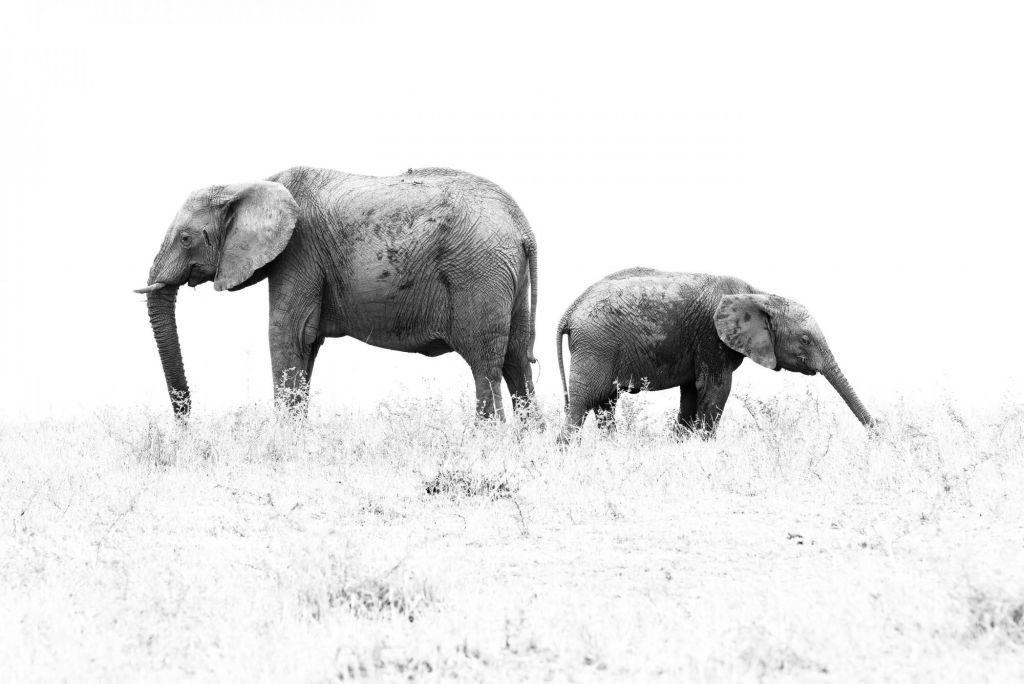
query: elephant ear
[
  {"left": 714, "top": 294, "right": 777, "bottom": 369},
  {"left": 212, "top": 181, "right": 298, "bottom": 291}
]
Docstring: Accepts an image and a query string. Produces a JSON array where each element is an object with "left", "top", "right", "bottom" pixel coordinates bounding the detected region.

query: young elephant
[{"left": 556, "top": 268, "right": 874, "bottom": 439}]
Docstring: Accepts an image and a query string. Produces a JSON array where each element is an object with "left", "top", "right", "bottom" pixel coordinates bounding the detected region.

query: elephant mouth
[
  {"left": 186, "top": 265, "right": 213, "bottom": 288},
  {"left": 795, "top": 355, "right": 817, "bottom": 376},
  {"left": 797, "top": 363, "right": 817, "bottom": 376}
]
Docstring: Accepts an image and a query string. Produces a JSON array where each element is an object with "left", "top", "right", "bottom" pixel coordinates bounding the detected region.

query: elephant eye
[
  {"left": 180, "top": 233, "right": 191, "bottom": 245},
  {"left": 800, "top": 334, "right": 811, "bottom": 345}
]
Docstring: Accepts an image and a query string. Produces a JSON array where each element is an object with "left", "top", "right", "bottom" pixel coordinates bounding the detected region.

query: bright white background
[{"left": 1, "top": 1, "right": 1021, "bottom": 419}]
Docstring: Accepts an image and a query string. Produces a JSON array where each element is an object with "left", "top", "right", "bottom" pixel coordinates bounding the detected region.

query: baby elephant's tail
[{"left": 556, "top": 311, "right": 571, "bottom": 410}]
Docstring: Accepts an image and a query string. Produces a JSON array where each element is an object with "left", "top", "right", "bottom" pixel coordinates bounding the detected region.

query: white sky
[{"left": 1, "top": 1, "right": 1022, "bottom": 419}]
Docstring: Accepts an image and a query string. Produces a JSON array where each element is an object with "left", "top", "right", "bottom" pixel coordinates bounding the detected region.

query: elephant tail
[
  {"left": 526, "top": 238, "right": 538, "bottom": 363},
  {"left": 556, "top": 311, "right": 570, "bottom": 410}
]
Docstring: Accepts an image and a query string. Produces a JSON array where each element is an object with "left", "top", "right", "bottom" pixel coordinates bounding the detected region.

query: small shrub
[
  {"left": 306, "top": 576, "right": 433, "bottom": 623},
  {"left": 424, "top": 469, "right": 513, "bottom": 500}
]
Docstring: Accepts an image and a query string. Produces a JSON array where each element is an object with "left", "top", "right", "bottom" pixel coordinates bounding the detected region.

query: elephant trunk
[
  {"left": 820, "top": 356, "right": 874, "bottom": 427},
  {"left": 147, "top": 286, "right": 191, "bottom": 417}
]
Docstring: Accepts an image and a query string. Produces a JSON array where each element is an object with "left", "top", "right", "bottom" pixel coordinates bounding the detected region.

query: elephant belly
[
  {"left": 321, "top": 278, "right": 453, "bottom": 355},
  {"left": 613, "top": 366, "right": 694, "bottom": 393},
  {"left": 351, "top": 328, "right": 454, "bottom": 356},
  {"left": 611, "top": 348, "right": 696, "bottom": 393}
]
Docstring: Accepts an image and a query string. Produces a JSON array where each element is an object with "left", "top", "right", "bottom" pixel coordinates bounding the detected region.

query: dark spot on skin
[
  {"left": 362, "top": 207, "right": 376, "bottom": 218},
  {"left": 376, "top": 250, "right": 384, "bottom": 261},
  {"left": 743, "top": 312, "right": 751, "bottom": 322},
  {"left": 378, "top": 270, "right": 390, "bottom": 280},
  {"left": 398, "top": 282, "right": 413, "bottom": 290},
  {"left": 386, "top": 247, "right": 402, "bottom": 265}
]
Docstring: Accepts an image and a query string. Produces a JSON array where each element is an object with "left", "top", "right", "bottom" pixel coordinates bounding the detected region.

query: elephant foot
[
  {"left": 555, "top": 426, "right": 580, "bottom": 449},
  {"left": 673, "top": 419, "right": 717, "bottom": 441}
]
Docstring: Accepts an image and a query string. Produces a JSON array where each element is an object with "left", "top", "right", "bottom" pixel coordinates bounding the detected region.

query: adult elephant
[
  {"left": 556, "top": 268, "right": 874, "bottom": 440},
  {"left": 136, "top": 166, "right": 539, "bottom": 419}
]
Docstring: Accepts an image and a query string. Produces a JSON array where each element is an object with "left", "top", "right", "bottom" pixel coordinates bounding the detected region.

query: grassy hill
[{"left": 2, "top": 390, "right": 1023, "bottom": 681}]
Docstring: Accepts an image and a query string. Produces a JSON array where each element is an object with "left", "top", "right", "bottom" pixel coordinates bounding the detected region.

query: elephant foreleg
[
  {"left": 270, "top": 337, "right": 312, "bottom": 410},
  {"left": 306, "top": 335, "right": 325, "bottom": 384},
  {"left": 693, "top": 369, "right": 733, "bottom": 436},
  {"left": 675, "top": 382, "right": 700, "bottom": 436},
  {"left": 268, "top": 300, "right": 321, "bottom": 413}
]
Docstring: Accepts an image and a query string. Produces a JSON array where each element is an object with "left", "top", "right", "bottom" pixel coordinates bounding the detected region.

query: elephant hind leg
[
  {"left": 558, "top": 400, "right": 589, "bottom": 445},
  {"left": 594, "top": 397, "right": 617, "bottom": 432},
  {"left": 453, "top": 326, "right": 510, "bottom": 421},
  {"left": 502, "top": 355, "right": 535, "bottom": 419},
  {"left": 558, "top": 356, "right": 617, "bottom": 443},
  {"left": 468, "top": 356, "right": 507, "bottom": 420},
  {"left": 502, "top": 305, "right": 537, "bottom": 419},
  {"left": 448, "top": 285, "right": 514, "bottom": 420}
]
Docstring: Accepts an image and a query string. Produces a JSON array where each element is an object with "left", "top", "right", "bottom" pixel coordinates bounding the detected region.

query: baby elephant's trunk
[{"left": 821, "top": 359, "right": 874, "bottom": 427}]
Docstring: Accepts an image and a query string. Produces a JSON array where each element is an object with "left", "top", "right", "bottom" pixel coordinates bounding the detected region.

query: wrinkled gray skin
[
  {"left": 556, "top": 268, "right": 874, "bottom": 441},
  {"left": 138, "top": 167, "right": 539, "bottom": 420}
]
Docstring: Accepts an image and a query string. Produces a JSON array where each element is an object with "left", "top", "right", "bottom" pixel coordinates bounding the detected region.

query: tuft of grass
[
  {"left": 736, "top": 626, "right": 830, "bottom": 677},
  {"left": 305, "top": 574, "right": 433, "bottom": 623},
  {"left": 424, "top": 469, "right": 514, "bottom": 500},
  {"left": 966, "top": 587, "right": 1024, "bottom": 644}
]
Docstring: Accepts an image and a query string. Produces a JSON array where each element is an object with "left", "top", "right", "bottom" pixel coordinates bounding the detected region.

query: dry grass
[{"left": 2, "top": 388, "right": 1023, "bottom": 682}]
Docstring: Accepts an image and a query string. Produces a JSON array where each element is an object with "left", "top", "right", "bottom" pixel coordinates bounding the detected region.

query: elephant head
[
  {"left": 135, "top": 181, "right": 299, "bottom": 416},
  {"left": 714, "top": 293, "right": 875, "bottom": 426}
]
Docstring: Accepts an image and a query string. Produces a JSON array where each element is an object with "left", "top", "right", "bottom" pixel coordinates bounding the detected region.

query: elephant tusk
[{"left": 134, "top": 282, "right": 166, "bottom": 294}]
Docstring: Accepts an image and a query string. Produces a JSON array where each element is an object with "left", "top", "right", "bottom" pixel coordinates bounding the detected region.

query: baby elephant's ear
[
  {"left": 714, "top": 294, "right": 777, "bottom": 369},
  {"left": 212, "top": 181, "right": 298, "bottom": 291}
]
